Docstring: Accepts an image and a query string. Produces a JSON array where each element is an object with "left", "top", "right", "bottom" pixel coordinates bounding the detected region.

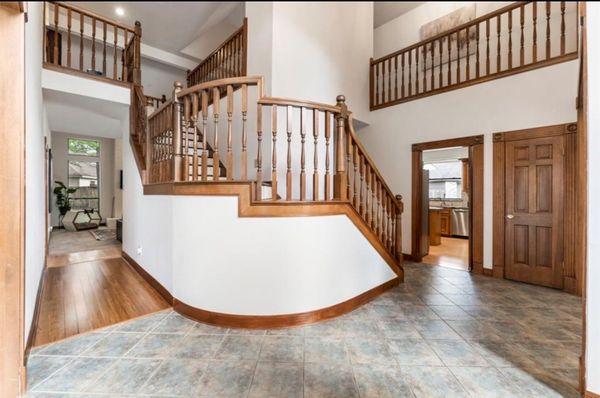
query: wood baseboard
[
  {"left": 122, "top": 251, "right": 174, "bottom": 304},
  {"left": 585, "top": 391, "right": 600, "bottom": 398},
  {"left": 144, "top": 181, "right": 403, "bottom": 278},
  {"left": 24, "top": 267, "right": 47, "bottom": 366},
  {"left": 174, "top": 277, "right": 400, "bottom": 329}
]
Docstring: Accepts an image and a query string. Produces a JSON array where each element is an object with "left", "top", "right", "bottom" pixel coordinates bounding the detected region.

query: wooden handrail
[
  {"left": 43, "top": 1, "right": 141, "bottom": 86},
  {"left": 370, "top": 1, "right": 579, "bottom": 110},
  {"left": 186, "top": 18, "right": 248, "bottom": 87}
]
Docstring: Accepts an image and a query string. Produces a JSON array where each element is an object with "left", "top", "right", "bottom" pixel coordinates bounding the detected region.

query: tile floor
[{"left": 27, "top": 262, "right": 582, "bottom": 397}]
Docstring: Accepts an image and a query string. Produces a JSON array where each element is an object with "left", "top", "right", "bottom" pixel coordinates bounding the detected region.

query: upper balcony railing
[
  {"left": 186, "top": 18, "right": 248, "bottom": 87},
  {"left": 370, "top": 1, "right": 579, "bottom": 110},
  {"left": 43, "top": 1, "right": 141, "bottom": 86}
]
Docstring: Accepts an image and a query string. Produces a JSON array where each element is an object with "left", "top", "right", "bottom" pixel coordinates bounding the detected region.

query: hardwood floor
[
  {"left": 47, "top": 246, "right": 123, "bottom": 268},
  {"left": 422, "top": 237, "right": 469, "bottom": 271},
  {"left": 33, "top": 254, "right": 170, "bottom": 347}
]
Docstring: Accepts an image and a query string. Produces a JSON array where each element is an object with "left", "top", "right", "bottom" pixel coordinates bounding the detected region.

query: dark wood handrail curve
[
  {"left": 370, "top": 1, "right": 579, "bottom": 110},
  {"left": 186, "top": 18, "right": 248, "bottom": 87},
  {"left": 43, "top": 1, "right": 141, "bottom": 86}
]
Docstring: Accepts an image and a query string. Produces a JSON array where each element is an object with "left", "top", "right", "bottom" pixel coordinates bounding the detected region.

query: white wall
[
  {"left": 24, "top": 2, "right": 49, "bottom": 341},
  {"left": 141, "top": 57, "right": 186, "bottom": 98},
  {"left": 50, "top": 132, "right": 116, "bottom": 226},
  {"left": 270, "top": 2, "right": 373, "bottom": 123},
  {"left": 358, "top": 60, "right": 578, "bottom": 267},
  {"left": 586, "top": 3, "right": 600, "bottom": 393},
  {"left": 173, "top": 196, "right": 396, "bottom": 315}
]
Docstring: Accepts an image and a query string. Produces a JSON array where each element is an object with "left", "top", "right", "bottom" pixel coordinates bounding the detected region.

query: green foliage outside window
[{"left": 68, "top": 138, "right": 100, "bottom": 157}]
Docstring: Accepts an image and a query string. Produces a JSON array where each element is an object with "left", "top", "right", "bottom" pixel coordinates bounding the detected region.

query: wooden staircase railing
[
  {"left": 43, "top": 1, "right": 141, "bottom": 87},
  {"left": 186, "top": 18, "right": 248, "bottom": 87},
  {"left": 143, "top": 76, "right": 403, "bottom": 263},
  {"left": 370, "top": 1, "right": 579, "bottom": 110}
]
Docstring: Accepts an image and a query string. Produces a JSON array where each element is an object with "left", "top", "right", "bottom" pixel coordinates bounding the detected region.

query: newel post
[
  {"left": 133, "top": 21, "right": 142, "bottom": 85},
  {"left": 395, "top": 194, "right": 404, "bottom": 262},
  {"left": 333, "top": 95, "right": 348, "bottom": 200},
  {"left": 172, "top": 81, "right": 183, "bottom": 182}
]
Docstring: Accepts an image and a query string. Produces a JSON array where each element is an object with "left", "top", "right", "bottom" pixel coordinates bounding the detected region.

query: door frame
[
  {"left": 492, "top": 122, "right": 579, "bottom": 292},
  {"left": 411, "top": 135, "right": 485, "bottom": 274},
  {"left": 0, "top": 2, "right": 26, "bottom": 396}
]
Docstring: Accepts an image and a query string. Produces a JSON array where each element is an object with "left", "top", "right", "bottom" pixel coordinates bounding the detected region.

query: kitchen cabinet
[
  {"left": 440, "top": 208, "right": 452, "bottom": 236},
  {"left": 429, "top": 208, "right": 442, "bottom": 246}
]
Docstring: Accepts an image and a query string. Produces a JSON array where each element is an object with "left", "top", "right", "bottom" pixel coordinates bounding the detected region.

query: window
[
  {"left": 68, "top": 138, "right": 100, "bottom": 157},
  {"left": 425, "top": 161, "right": 463, "bottom": 200},
  {"left": 68, "top": 160, "right": 99, "bottom": 210}
]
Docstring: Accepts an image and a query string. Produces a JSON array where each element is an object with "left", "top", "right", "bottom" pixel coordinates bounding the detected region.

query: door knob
[{"left": 506, "top": 214, "right": 514, "bottom": 219}]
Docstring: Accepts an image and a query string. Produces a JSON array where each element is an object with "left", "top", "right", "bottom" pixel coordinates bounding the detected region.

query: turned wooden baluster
[
  {"left": 395, "top": 195, "right": 403, "bottom": 261},
  {"left": 387, "top": 58, "right": 392, "bottom": 102},
  {"left": 408, "top": 50, "right": 412, "bottom": 96},
  {"left": 122, "top": 29, "right": 128, "bottom": 81},
  {"left": 324, "top": 111, "right": 332, "bottom": 200},
  {"left": 271, "top": 105, "right": 278, "bottom": 199},
  {"left": 421, "top": 45, "right": 426, "bottom": 92},
  {"left": 466, "top": 27, "right": 471, "bottom": 80},
  {"left": 312, "top": 110, "right": 319, "bottom": 200},
  {"left": 91, "top": 18, "right": 96, "bottom": 71},
  {"left": 359, "top": 155, "right": 365, "bottom": 215},
  {"left": 456, "top": 32, "right": 461, "bottom": 83},
  {"left": 486, "top": 20, "right": 490, "bottom": 75},
  {"left": 430, "top": 42, "right": 434, "bottom": 90},
  {"left": 79, "top": 13, "right": 84, "bottom": 70},
  {"left": 546, "top": 1, "right": 551, "bottom": 59},
  {"left": 401, "top": 53, "right": 405, "bottom": 98},
  {"left": 113, "top": 26, "right": 118, "bottom": 80},
  {"left": 183, "top": 96, "right": 190, "bottom": 181},
  {"left": 201, "top": 90, "right": 209, "bottom": 181},
  {"left": 476, "top": 24, "right": 480, "bottom": 78},
  {"left": 508, "top": 10, "right": 513, "bottom": 69},
  {"left": 365, "top": 164, "right": 371, "bottom": 223},
  {"left": 286, "top": 106, "right": 293, "bottom": 200},
  {"left": 415, "top": 47, "right": 420, "bottom": 94},
  {"left": 212, "top": 88, "right": 221, "bottom": 181},
  {"left": 256, "top": 102, "right": 263, "bottom": 197},
  {"left": 497, "top": 15, "right": 501, "bottom": 73},
  {"left": 376, "top": 181, "right": 381, "bottom": 236},
  {"left": 191, "top": 93, "right": 199, "bottom": 181},
  {"left": 226, "top": 85, "right": 234, "bottom": 180},
  {"left": 103, "top": 22, "right": 107, "bottom": 76},
  {"left": 533, "top": 2, "right": 538, "bottom": 63},
  {"left": 382, "top": 60, "right": 387, "bottom": 103},
  {"left": 447, "top": 33, "right": 452, "bottom": 84},
  {"left": 371, "top": 171, "right": 376, "bottom": 229},
  {"left": 353, "top": 145, "right": 359, "bottom": 208},
  {"left": 67, "top": 8, "right": 72, "bottom": 68},
  {"left": 394, "top": 56, "right": 398, "bottom": 100},
  {"left": 560, "top": 1, "right": 566, "bottom": 55},
  {"left": 173, "top": 82, "right": 183, "bottom": 182},
  {"left": 53, "top": 4, "right": 59, "bottom": 65},
  {"left": 346, "top": 130, "right": 353, "bottom": 201},
  {"left": 300, "top": 108, "right": 307, "bottom": 201},
  {"left": 241, "top": 84, "right": 248, "bottom": 180},
  {"left": 438, "top": 38, "right": 443, "bottom": 86},
  {"left": 520, "top": 5, "right": 525, "bottom": 66},
  {"left": 375, "top": 62, "right": 380, "bottom": 106}
]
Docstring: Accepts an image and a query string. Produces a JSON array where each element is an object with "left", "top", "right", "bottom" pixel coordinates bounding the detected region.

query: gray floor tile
[
  {"left": 170, "top": 334, "right": 224, "bottom": 359},
  {"left": 188, "top": 321, "right": 229, "bottom": 335},
  {"left": 26, "top": 356, "right": 73, "bottom": 389},
  {"left": 345, "top": 338, "right": 395, "bottom": 365},
  {"left": 259, "top": 336, "right": 304, "bottom": 362},
  {"left": 413, "top": 320, "right": 462, "bottom": 340},
  {"left": 400, "top": 366, "right": 469, "bottom": 398},
  {"left": 352, "top": 364, "right": 414, "bottom": 397},
  {"left": 32, "top": 357, "right": 115, "bottom": 392},
  {"left": 387, "top": 339, "right": 443, "bottom": 366},
  {"left": 140, "top": 358, "right": 206, "bottom": 396},
  {"left": 152, "top": 313, "right": 196, "bottom": 334},
  {"left": 498, "top": 367, "right": 580, "bottom": 398},
  {"left": 197, "top": 360, "right": 256, "bottom": 397},
  {"left": 304, "top": 362, "right": 358, "bottom": 398},
  {"left": 36, "top": 333, "right": 104, "bottom": 356},
  {"left": 81, "top": 332, "right": 143, "bottom": 357},
  {"left": 378, "top": 319, "right": 422, "bottom": 339},
  {"left": 428, "top": 340, "right": 489, "bottom": 366},
  {"left": 429, "top": 305, "right": 474, "bottom": 321},
  {"left": 88, "top": 358, "right": 161, "bottom": 394},
  {"left": 248, "top": 362, "right": 303, "bottom": 398},
  {"left": 125, "top": 333, "right": 184, "bottom": 358},
  {"left": 450, "top": 366, "right": 521, "bottom": 397},
  {"left": 114, "top": 311, "right": 170, "bottom": 333},
  {"left": 304, "top": 337, "right": 349, "bottom": 364},
  {"left": 215, "top": 335, "right": 264, "bottom": 360}
]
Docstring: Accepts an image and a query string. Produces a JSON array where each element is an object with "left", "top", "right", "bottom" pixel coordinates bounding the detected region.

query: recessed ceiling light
[{"left": 115, "top": 7, "right": 125, "bottom": 16}]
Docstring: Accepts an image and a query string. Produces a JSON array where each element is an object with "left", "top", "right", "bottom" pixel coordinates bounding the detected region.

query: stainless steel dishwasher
[{"left": 451, "top": 208, "right": 469, "bottom": 237}]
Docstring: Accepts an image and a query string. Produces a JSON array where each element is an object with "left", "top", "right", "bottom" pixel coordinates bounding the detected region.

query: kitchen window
[{"left": 425, "top": 161, "right": 463, "bottom": 200}]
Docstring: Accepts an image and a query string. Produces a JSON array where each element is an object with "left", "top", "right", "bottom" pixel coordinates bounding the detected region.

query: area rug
[{"left": 90, "top": 228, "right": 117, "bottom": 241}]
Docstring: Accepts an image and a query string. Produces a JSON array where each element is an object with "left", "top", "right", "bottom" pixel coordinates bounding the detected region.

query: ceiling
[
  {"left": 374, "top": 2, "right": 425, "bottom": 28},
  {"left": 68, "top": 2, "right": 243, "bottom": 59}
]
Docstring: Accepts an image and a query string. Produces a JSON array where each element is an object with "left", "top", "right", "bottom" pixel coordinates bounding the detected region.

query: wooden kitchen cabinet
[
  {"left": 440, "top": 208, "right": 452, "bottom": 236},
  {"left": 429, "top": 208, "right": 442, "bottom": 246}
]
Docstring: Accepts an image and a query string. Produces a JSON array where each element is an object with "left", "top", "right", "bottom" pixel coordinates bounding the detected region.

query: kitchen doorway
[{"left": 411, "top": 135, "right": 485, "bottom": 274}]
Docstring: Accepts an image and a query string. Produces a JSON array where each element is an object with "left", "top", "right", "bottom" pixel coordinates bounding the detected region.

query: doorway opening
[{"left": 411, "top": 135, "right": 484, "bottom": 273}]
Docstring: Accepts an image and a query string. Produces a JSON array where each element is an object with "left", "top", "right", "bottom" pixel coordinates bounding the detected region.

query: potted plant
[{"left": 53, "top": 181, "right": 77, "bottom": 216}]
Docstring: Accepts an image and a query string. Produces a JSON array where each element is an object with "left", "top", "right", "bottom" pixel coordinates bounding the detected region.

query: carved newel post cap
[
  {"left": 396, "top": 194, "right": 403, "bottom": 201},
  {"left": 135, "top": 20, "right": 141, "bottom": 27},
  {"left": 174, "top": 81, "right": 183, "bottom": 89},
  {"left": 336, "top": 95, "right": 346, "bottom": 105}
]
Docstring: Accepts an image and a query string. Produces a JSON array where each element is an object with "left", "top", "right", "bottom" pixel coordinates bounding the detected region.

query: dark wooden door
[{"left": 504, "top": 135, "right": 564, "bottom": 288}]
